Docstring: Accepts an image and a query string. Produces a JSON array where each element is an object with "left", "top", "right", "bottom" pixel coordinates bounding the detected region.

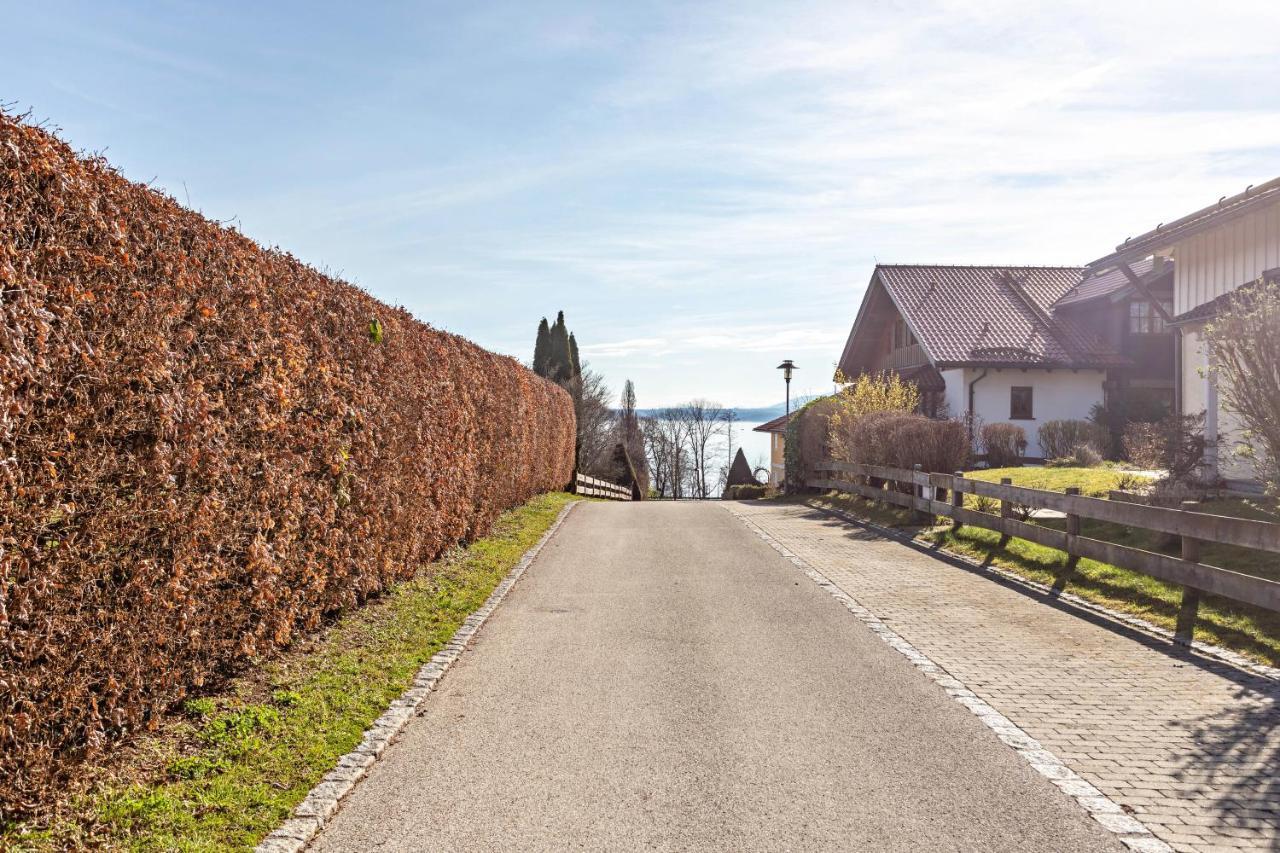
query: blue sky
[{"left": 6, "top": 0, "right": 1280, "bottom": 408}]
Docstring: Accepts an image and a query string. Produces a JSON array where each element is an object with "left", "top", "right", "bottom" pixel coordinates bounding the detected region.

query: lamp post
[{"left": 777, "top": 360, "right": 798, "bottom": 416}]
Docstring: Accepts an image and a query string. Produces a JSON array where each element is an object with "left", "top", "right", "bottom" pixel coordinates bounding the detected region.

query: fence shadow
[
  {"left": 1170, "top": 691, "right": 1280, "bottom": 850},
  {"left": 800, "top": 502, "right": 1278, "bottom": 693}
]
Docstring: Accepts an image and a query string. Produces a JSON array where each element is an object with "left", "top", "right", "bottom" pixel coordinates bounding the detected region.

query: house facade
[
  {"left": 1086, "top": 177, "right": 1280, "bottom": 484},
  {"left": 835, "top": 264, "right": 1168, "bottom": 461},
  {"left": 753, "top": 412, "right": 791, "bottom": 486}
]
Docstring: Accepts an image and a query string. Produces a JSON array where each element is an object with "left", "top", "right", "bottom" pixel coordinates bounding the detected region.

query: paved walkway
[
  {"left": 725, "top": 501, "right": 1280, "bottom": 853},
  {"left": 311, "top": 501, "right": 1117, "bottom": 852}
]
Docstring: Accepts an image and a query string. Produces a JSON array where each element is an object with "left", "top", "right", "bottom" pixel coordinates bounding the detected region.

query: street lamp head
[{"left": 776, "top": 359, "right": 797, "bottom": 382}]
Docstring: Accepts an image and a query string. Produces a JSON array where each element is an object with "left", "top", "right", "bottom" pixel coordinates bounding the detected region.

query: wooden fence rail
[
  {"left": 573, "top": 472, "right": 633, "bottom": 501},
  {"left": 812, "top": 459, "right": 1280, "bottom": 641}
]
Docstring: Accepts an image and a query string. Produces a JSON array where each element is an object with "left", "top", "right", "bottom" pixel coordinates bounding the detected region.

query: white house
[
  {"left": 835, "top": 264, "right": 1174, "bottom": 461},
  {"left": 1085, "top": 177, "right": 1280, "bottom": 486}
]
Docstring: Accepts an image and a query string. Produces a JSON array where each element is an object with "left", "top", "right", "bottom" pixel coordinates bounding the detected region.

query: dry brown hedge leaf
[{"left": 0, "top": 112, "right": 575, "bottom": 821}]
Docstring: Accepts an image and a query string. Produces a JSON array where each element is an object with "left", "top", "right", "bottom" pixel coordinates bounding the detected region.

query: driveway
[{"left": 310, "top": 501, "right": 1118, "bottom": 852}]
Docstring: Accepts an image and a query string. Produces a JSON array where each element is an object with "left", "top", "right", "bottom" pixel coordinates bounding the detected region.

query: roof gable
[{"left": 839, "top": 264, "right": 1127, "bottom": 375}]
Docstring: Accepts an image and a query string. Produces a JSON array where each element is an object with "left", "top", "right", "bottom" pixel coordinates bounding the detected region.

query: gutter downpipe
[{"left": 967, "top": 368, "right": 990, "bottom": 448}]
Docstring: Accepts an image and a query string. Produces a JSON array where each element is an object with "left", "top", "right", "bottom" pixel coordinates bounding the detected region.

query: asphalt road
[{"left": 311, "top": 501, "right": 1119, "bottom": 852}]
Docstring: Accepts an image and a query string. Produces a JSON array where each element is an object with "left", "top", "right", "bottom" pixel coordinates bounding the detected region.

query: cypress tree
[
  {"left": 568, "top": 332, "right": 581, "bottom": 382},
  {"left": 549, "top": 311, "right": 571, "bottom": 382},
  {"left": 533, "top": 317, "right": 551, "bottom": 378}
]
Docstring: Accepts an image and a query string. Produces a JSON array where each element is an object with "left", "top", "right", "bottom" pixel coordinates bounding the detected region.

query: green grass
[
  {"left": 811, "top": 491, "right": 1280, "bottom": 668},
  {"left": 965, "top": 465, "right": 1150, "bottom": 497},
  {"left": 5, "top": 492, "right": 577, "bottom": 852}
]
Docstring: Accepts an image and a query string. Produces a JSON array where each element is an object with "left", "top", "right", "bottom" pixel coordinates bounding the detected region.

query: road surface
[{"left": 311, "top": 501, "right": 1119, "bottom": 852}]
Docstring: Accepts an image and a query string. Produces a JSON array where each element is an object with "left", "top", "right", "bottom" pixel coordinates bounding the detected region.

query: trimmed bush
[
  {"left": 840, "top": 412, "right": 970, "bottom": 473},
  {"left": 1037, "top": 419, "right": 1107, "bottom": 461},
  {"left": 982, "top": 423, "right": 1027, "bottom": 468},
  {"left": 722, "top": 484, "right": 769, "bottom": 500},
  {"left": 0, "top": 114, "right": 576, "bottom": 818}
]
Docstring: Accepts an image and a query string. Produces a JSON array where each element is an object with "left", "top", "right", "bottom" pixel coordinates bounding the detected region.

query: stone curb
[
  {"left": 807, "top": 499, "right": 1280, "bottom": 684},
  {"left": 254, "top": 500, "right": 580, "bottom": 853},
  {"left": 725, "top": 504, "right": 1175, "bottom": 853}
]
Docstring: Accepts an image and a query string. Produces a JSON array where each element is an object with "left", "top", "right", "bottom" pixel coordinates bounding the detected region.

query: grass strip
[{"left": 6, "top": 491, "right": 577, "bottom": 852}]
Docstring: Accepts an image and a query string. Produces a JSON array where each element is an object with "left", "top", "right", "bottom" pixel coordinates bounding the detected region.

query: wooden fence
[
  {"left": 812, "top": 459, "right": 1280, "bottom": 641},
  {"left": 573, "top": 472, "right": 633, "bottom": 501}
]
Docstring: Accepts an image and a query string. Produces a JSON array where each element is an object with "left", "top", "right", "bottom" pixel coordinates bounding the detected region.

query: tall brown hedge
[{"left": 0, "top": 113, "right": 575, "bottom": 818}]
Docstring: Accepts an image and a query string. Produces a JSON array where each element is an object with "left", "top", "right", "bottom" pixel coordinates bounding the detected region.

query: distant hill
[{"left": 635, "top": 394, "right": 824, "bottom": 422}]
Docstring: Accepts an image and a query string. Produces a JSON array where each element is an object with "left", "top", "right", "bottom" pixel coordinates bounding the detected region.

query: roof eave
[
  {"left": 1086, "top": 178, "right": 1280, "bottom": 272},
  {"left": 934, "top": 358, "right": 1126, "bottom": 371}
]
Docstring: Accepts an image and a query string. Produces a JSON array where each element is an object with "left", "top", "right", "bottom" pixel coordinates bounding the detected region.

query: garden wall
[{"left": 0, "top": 113, "right": 576, "bottom": 817}]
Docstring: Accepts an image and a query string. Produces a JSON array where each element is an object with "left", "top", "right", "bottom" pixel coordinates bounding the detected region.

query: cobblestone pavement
[{"left": 725, "top": 501, "right": 1280, "bottom": 853}]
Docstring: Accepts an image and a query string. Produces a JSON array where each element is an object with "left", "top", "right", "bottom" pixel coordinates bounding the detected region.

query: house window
[
  {"left": 1129, "top": 300, "right": 1173, "bottom": 334},
  {"left": 1010, "top": 386, "right": 1034, "bottom": 420}
]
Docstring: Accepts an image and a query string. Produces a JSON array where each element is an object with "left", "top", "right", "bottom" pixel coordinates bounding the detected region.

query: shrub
[
  {"left": 827, "top": 369, "right": 921, "bottom": 463},
  {"left": 722, "top": 484, "right": 769, "bottom": 500},
  {"left": 1037, "top": 419, "right": 1107, "bottom": 461},
  {"left": 1205, "top": 275, "right": 1280, "bottom": 493},
  {"left": 784, "top": 396, "right": 838, "bottom": 491},
  {"left": 1069, "top": 443, "right": 1104, "bottom": 468},
  {"left": 1089, "top": 388, "right": 1171, "bottom": 458},
  {"left": 0, "top": 113, "right": 576, "bottom": 819},
  {"left": 840, "top": 412, "right": 969, "bottom": 473},
  {"left": 981, "top": 423, "right": 1027, "bottom": 468},
  {"left": 1122, "top": 422, "right": 1165, "bottom": 469},
  {"left": 1123, "top": 413, "right": 1214, "bottom": 483}
]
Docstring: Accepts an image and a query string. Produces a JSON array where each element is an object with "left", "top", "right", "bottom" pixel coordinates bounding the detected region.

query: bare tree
[
  {"left": 668, "top": 399, "right": 728, "bottom": 499},
  {"left": 644, "top": 413, "right": 689, "bottom": 498},
  {"left": 568, "top": 368, "right": 616, "bottom": 475},
  {"left": 1205, "top": 276, "right": 1280, "bottom": 493}
]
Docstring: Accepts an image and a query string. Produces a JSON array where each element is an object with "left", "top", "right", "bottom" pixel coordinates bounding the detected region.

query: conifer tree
[
  {"left": 549, "top": 310, "right": 572, "bottom": 382},
  {"left": 533, "top": 317, "right": 551, "bottom": 378},
  {"left": 568, "top": 332, "right": 581, "bottom": 382}
]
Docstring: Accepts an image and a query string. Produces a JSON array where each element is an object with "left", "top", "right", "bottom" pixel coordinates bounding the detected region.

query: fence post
[
  {"left": 1051, "top": 486, "right": 1081, "bottom": 597},
  {"left": 1175, "top": 500, "right": 1202, "bottom": 644},
  {"left": 950, "top": 471, "right": 964, "bottom": 530},
  {"left": 997, "top": 476, "right": 1013, "bottom": 546},
  {"left": 912, "top": 464, "right": 931, "bottom": 525}
]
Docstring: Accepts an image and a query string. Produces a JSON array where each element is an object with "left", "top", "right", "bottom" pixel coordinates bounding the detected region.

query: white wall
[
  {"left": 1174, "top": 203, "right": 1280, "bottom": 315},
  {"left": 941, "top": 368, "right": 967, "bottom": 419},
  {"left": 962, "top": 368, "right": 1107, "bottom": 459},
  {"left": 1180, "top": 324, "right": 1256, "bottom": 482},
  {"left": 1169, "top": 201, "right": 1277, "bottom": 484}
]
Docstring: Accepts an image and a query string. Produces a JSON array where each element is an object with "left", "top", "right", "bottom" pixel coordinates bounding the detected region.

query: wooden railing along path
[
  {"left": 812, "top": 459, "right": 1280, "bottom": 641},
  {"left": 573, "top": 472, "right": 633, "bottom": 501}
]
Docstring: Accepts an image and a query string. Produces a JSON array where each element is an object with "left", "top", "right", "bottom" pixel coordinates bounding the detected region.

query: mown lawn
[
  {"left": 4, "top": 492, "right": 577, "bottom": 852},
  {"left": 812, "top": 486, "right": 1280, "bottom": 668},
  {"left": 964, "top": 465, "right": 1153, "bottom": 497}
]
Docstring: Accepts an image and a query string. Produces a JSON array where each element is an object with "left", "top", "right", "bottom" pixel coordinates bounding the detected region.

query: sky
[{"left": 5, "top": 0, "right": 1280, "bottom": 408}]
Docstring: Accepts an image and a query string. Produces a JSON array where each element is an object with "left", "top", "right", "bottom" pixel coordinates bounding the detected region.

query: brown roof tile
[
  {"left": 875, "top": 264, "right": 1126, "bottom": 369},
  {"left": 1053, "top": 257, "right": 1159, "bottom": 309}
]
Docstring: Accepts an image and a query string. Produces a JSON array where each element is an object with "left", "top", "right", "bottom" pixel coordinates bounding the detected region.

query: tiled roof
[
  {"left": 894, "top": 364, "right": 946, "bottom": 392},
  {"left": 1053, "top": 257, "right": 1158, "bottom": 309},
  {"left": 753, "top": 412, "right": 793, "bottom": 433},
  {"left": 876, "top": 265, "right": 1126, "bottom": 369}
]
